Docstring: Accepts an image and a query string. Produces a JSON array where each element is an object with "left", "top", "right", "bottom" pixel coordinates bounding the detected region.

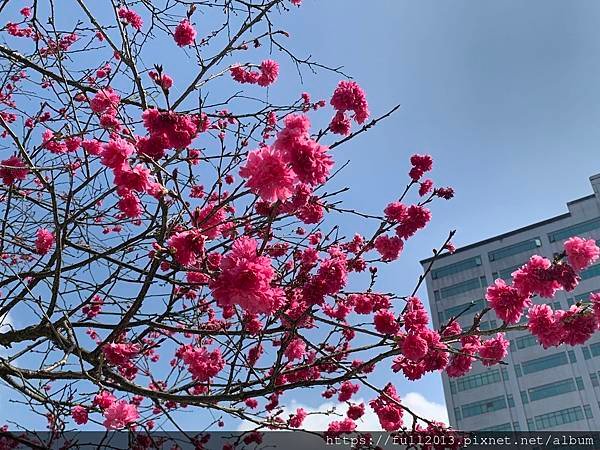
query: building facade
[{"left": 421, "top": 174, "right": 600, "bottom": 431}]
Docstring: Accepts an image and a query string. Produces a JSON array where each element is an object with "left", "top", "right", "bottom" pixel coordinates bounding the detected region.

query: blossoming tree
[{"left": 0, "top": 0, "right": 599, "bottom": 444}]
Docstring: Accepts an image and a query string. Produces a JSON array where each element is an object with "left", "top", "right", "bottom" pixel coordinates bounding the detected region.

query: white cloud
[
  {"left": 238, "top": 391, "right": 447, "bottom": 431},
  {"left": 401, "top": 392, "right": 448, "bottom": 425}
]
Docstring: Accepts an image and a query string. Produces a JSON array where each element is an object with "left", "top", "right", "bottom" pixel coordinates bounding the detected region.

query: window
[
  {"left": 548, "top": 218, "right": 600, "bottom": 243},
  {"left": 509, "top": 340, "right": 516, "bottom": 352},
  {"left": 576, "top": 377, "right": 585, "bottom": 390},
  {"left": 496, "top": 263, "right": 526, "bottom": 281},
  {"left": 535, "top": 407, "right": 584, "bottom": 430},
  {"left": 432, "top": 256, "right": 482, "bottom": 280},
  {"left": 520, "top": 391, "right": 529, "bottom": 404},
  {"left": 461, "top": 396, "right": 507, "bottom": 418},
  {"left": 568, "top": 350, "right": 577, "bottom": 363},
  {"left": 591, "top": 373, "right": 599, "bottom": 387},
  {"left": 581, "top": 264, "right": 600, "bottom": 281},
  {"left": 515, "top": 334, "right": 538, "bottom": 350},
  {"left": 584, "top": 405, "right": 593, "bottom": 419},
  {"left": 479, "top": 423, "right": 512, "bottom": 432},
  {"left": 449, "top": 381, "right": 456, "bottom": 395},
  {"left": 528, "top": 379, "right": 576, "bottom": 401},
  {"left": 584, "top": 347, "right": 592, "bottom": 360},
  {"left": 455, "top": 370, "right": 501, "bottom": 392},
  {"left": 513, "top": 421, "right": 520, "bottom": 431},
  {"left": 501, "top": 367, "right": 509, "bottom": 381},
  {"left": 488, "top": 238, "right": 542, "bottom": 261},
  {"left": 441, "top": 299, "right": 485, "bottom": 321},
  {"left": 552, "top": 301, "right": 561, "bottom": 310},
  {"left": 454, "top": 407, "right": 462, "bottom": 421},
  {"left": 526, "top": 418, "right": 535, "bottom": 431},
  {"left": 440, "top": 277, "right": 486, "bottom": 299},
  {"left": 521, "top": 352, "right": 569, "bottom": 375},
  {"left": 507, "top": 394, "right": 515, "bottom": 408},
  {"left": 515, "top": 365, "right": 522, "bottom": 378},
  {"left": 591, "top": 343, "right": 600, "bottom": 357},
  {"left": 434, "top": 290, "right": 441, "bottom": 302}
]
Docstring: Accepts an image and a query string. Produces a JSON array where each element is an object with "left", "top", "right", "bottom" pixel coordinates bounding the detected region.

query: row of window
[
  {"left": 590, "top": 372, "right": 600, "bottom": 387},
  {"left": 520, "top": 377, "right": 584, "bottom": 404},
  {"left": 438, "top": 299, "right": 485, "bottom": 323},
  {"left": 548, "top": 217, "right": 600, "bottom": 243},
  {"left": 582, "top": 264, "right": 600, "bottom": 281},
  {"left": 488, "top": 238, "right": 542, "bottom": 262},
  {"left": 431, "top": 239, "right": 540, "bottom": 283},
  {"left": 460, "top": 394, "right": 515, "bottom": 419},
  {"left": 514, "top": 351, "right": 576, "bottom": 377},
  {"left": 438, "top": 266, "right": 599, "bottom": 307},
  {"left": 479, "top": 422, "right": 520, "bottom": 432},
  {"left": 530, "top": 405, "right": 592, "bottom": 430},
  {"left": 430, "top": 217, "right": 600, "bottom": 282},
  {"left": 510, "top": 334, "right": 538, "bottom": 351},
  {"left": 431, "top": 256, "right": 482, "bottom": 280},
  {"left": 582, "top": 342, "right": 600, "bottom": 360},
  {"left": 435, "top": 276, "right": 488, "bottom": 301},
  {"left": 455, "top": 377, "right": 591, "bottom": 422},
  {"left": 492, "top": 262, "right": 525, "bottom": 281},
  {"left": 449, "top": 368, "right": 508, "bottom": 394}
]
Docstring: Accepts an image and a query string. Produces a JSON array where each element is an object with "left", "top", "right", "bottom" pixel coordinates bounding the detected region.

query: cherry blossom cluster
[
  {"left": 329, "top": 80, "right": 370, "bottom": 135},
  {"left": 2, "top": 1, "right": 600, "bottom": 444},
  {"left": 230, "top": 60, "right": 280, "bottom": 87},
  {"left": 174, "top": 19, "right": 197, "bottom": 47},
  {"left": 118, "top": 7, "right": 143, "bottom": 31}
]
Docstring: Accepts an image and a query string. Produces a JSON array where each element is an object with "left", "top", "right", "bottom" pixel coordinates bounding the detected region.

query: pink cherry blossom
[
  {"left": 478, "top": 333, "right": 509, "bottom": 366},
  {"left": 0, "top": 156, "right": 29, "bottom": 185},
  {"left": 71, "top": 406, "right": 88, "bottom": 425},
  {"left": 395, "top": 205, "right": 431, "bottom": 240},
  {"left": 402, "top": 333, "right": 429, "bottom": 361},
  {"left": 374, "top": 309, "right": 400, "bottom": 335},
  {"left": 409, "top": 154, "right": 433, "bottom": 181},
  {"left": 512, "top": 255, "right": 562, "bottom": 298},
  {"left": 35, "top": 228, "right": 54, "bottom": 255},
  {"left": 209, "top": 237, "right": 284, "bottom": 315},
  {"left": 330, "top": 80, "right": 370, "bottom": 124},
  {"left": 239, "top": 146, "right": 296, "bottom": 202},
  {"left": 258, "top": 60, "right": 279, "bottom": 86},
  {"left": 374, "top": 235, "right": 403, "bottom": 261},
  {"left": 103, "top": 400, "right": 139, "bottom": 430},
  {"left": 289, "top": 408, "right": 307, "bottom": 428},
  {"left": 338, "top": 381, "right": 359, "bottom": 402},
  {"left": 90, "top": 88, "right": 120, "bottom": 114},
  {"left": 559, "top": 305, "right": 597, "bottom": 346},
  {"left": 100, "top": 138, "right": 134, "bottom": 170},
  {"left": 174, "top": 19, "right": 196, "bottom": 47},
  {"left": 167, "top": 229, "right": 206, "bottom": 267},
  {"left": 118, "top": 8, "right": 143, "bottom": 30},
  {"left": 485, "top": 278, "right": 531, "bottom": 324},
  {"left": 176, "top": 345, "right": 224, "bottom": 381},
  {"left": 564, "top": 237, "right": 600, "bottom": 272},
  {"left": 369, "top": 384, "right": 403, "bottom": 431},
  {"left": 326, "top": 418, "right": 356, "bottom": 436},
  {"left": 527, "top": 304, "right": 564, "bottom": 348}
]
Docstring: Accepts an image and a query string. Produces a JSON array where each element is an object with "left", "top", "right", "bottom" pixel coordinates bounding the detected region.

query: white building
[{"left": 421, "top": 174, "right": 600, "bottom": 431}]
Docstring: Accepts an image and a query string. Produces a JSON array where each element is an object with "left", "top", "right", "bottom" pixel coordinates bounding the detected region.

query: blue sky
[
  {"left": 274, "top": 0, "right": 600, "bottom": 418},
  {"left": 3, "top": 0, "right": 600, "bottom": 429}
]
